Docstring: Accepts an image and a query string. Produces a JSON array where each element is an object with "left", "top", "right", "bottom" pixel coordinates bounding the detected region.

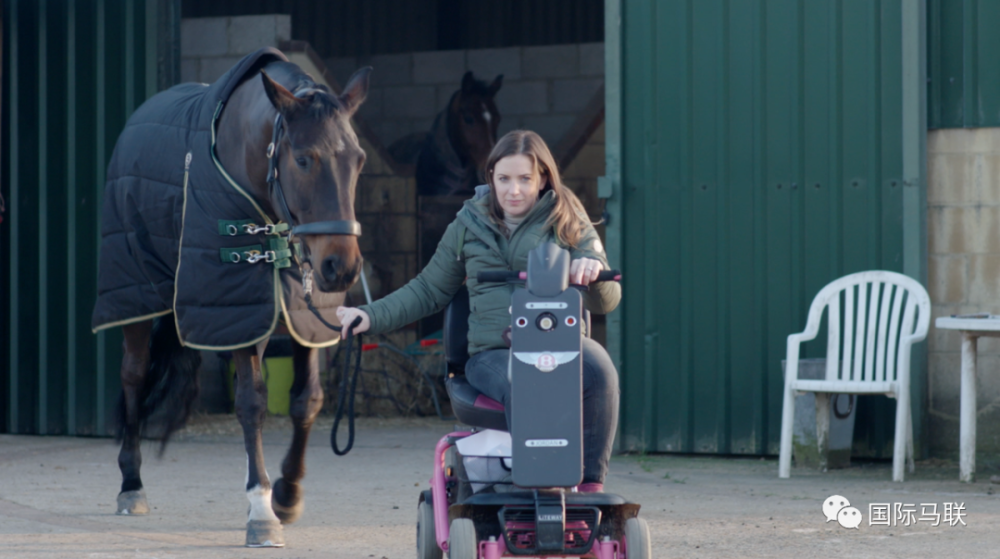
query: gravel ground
[{"left": 1, "top": 413, "right": 997, "bottom": 558}]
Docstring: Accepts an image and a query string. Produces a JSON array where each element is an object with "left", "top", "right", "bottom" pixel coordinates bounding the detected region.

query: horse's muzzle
[{"left": 316, "top": 253, "right": 362, "bottom": 293}]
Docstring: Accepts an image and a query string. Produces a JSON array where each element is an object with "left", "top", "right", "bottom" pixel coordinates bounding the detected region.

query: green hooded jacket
[{"left": 358, "top": 184, "right": 621, "bottom": 355}]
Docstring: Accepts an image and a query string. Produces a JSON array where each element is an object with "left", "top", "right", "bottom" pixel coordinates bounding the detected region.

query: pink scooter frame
[{"left": 431, "top": 432, "right": 626, "bottom": 559}]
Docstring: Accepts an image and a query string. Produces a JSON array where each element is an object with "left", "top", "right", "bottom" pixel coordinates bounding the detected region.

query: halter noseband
[{"left": 265, "top": 88, "right": 362, "bottom": 237}]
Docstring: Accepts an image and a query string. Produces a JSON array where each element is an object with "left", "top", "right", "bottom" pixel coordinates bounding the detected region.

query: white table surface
[{"left": 934, "top": 315, "right": 1000, "bottom": 482}]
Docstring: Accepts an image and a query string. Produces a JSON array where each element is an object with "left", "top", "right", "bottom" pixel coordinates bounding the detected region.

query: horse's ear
[
  {"left": 487, "top": 74, "right": 504, "bottom": 97},
  {"left": 261, "top": 71, "right": 302, "bottom": 117},
  {"left": 461, "top": 71, "right": 476, "bottom": 94},
  {"left": 339, "top": 66, "right": 372, "bottom": 116}
]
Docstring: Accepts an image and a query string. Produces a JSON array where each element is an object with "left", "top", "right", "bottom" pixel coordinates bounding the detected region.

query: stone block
[
  {"left": 372, "top": 119, "right": 415, "bottom": 151},
  {"left": 228, "top": 14, "right": 291, "bottom": 55},
  {"left": 553, "top": 78, "right": 603, "bottom": 113},
  {"left": 181, "top": 18, "right": 228, "bottom": 57},
  {"left": 467, "top": 47, "right": 521, "bottom": 81},
  {"left": 361, "top": 52, "right": 414, "bottom": 87},
  {"left": 413, "top": 50, "right": 466, "bottom": 85},
  {"left": 436, "top": 85, "right": 456, "bottom": 112},
  {"left": 199, "top": 56, "right": 243, "bottom": 84},
  {"left": 495, "top": 81, "right": 549, "bottom": 115},
  {"left": 563, "top": 143, "right": 605, "bottom": 179},
  {"left": 519, "top": 114, "right": 576, "bottom": 146},
  {"left": 522, "top": 44, "right": 579, "bottom": 78},
  {"left": 979, "top": 155, "right": 1000, "bottom": 205},
  {"left": 383, "top": 85, "right": 437, "bottom": 118},
  {"left": 965, "top": 206, "right": 1000, "bottom": 254},
  {"left": 322, "top": 56, "right": 360, "bottom": 88},
  {"left": 180, "top": 58, "right": 200, "bottom": 84},
  {"left": 928, "top": 254, "right": 967, "bottom": 305},
  {"left": 497, "top": 116, "right": 521, "bottom": 137},
  {"left": 579, "top": 43, "right": 604, "bottom": 76},
  {"left": 968, "top": 254, "right": 1000, "bottom": 303},
  {"left": 928, "top": 153, "right": 975, "bottom": 205},
  {"left": 928, "top": 206, "right": 972, "bottom": 255}
]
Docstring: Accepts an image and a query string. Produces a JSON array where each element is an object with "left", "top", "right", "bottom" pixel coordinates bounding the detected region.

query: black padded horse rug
[{"left": 91, "top": 48, "right": 343, "bottom": 349}]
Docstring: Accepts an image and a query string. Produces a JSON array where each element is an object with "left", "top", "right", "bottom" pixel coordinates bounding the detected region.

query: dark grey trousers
[{"left": 465, "top": 337, "right": 620, "bottom": 484}]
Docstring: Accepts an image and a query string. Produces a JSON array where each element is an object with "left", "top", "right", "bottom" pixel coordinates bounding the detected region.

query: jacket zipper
[{"left": 183, "top": 152, "right": 192, "bottom": 189}]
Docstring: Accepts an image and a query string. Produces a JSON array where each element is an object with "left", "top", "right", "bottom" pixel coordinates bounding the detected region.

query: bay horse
[
  {"left": 94, "top": 50, "right": 370, "bottom": 547},
  {"left": 415, "top": 71, "right": 502, "bottom": 197}
]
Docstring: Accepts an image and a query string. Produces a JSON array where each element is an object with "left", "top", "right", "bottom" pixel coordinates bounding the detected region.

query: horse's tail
[{"left": 115, "top": 317, "right": 201, "bottom": 456}]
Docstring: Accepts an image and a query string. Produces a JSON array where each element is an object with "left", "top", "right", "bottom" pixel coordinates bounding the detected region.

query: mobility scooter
[{"left": 416, "top": 242, "right": 651, "bottom": 558}]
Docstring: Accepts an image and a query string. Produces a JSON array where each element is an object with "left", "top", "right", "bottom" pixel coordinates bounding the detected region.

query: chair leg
[
  {"left": 906, "top": 403, "right": 915, "bottom": 474},
  {"left": 815, "top": 393, "right": 831, "bottom": 473},
  {"left": 892, "top": 391, "right": 909, "bottom": 482},
  {"left": 778, "top": 385, "right": 796, "bottom": 478}
]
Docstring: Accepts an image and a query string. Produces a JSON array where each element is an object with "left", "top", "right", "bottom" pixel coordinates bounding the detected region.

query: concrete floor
[{"left": 1, "top": 414, "right": 997, "bottom": 558}]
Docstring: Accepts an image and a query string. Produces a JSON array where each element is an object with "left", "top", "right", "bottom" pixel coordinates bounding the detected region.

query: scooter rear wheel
[
  {"left": 624, "top": 517, "right": 651, "bottom": 559},
  {"left": 448, "top": 518, "right": 477, "bottom": 559},
  {"left": 417, "top": 500, "right": 442, "bottom": 559}
]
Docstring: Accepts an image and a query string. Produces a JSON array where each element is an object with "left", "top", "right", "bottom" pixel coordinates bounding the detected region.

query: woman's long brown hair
[{"left": 484, "top": 130, "right": 590, "bottom": 247}]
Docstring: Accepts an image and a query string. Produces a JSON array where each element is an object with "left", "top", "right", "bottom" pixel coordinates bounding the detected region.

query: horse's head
[
  {"left": 449, "top": 71, "right": 503, "bottom": 177},
  {"left": 261, "top": 68, "right": 371, "bottom": 293}
]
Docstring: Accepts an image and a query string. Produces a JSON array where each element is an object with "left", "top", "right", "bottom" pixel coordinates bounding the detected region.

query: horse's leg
[
  {"left": 271, "top": 339, "right": 325, "bottom": 524},
  {"left": 233, "top": 346, "right": 285, "bottom": 547},
  {"left": 116, "top": 320, "right": 153, "bottom": 515}
]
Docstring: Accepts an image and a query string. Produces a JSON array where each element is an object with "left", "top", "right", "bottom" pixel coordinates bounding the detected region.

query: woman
[{"left": 337, "top": 130, "right": 620, "bottom": 492}]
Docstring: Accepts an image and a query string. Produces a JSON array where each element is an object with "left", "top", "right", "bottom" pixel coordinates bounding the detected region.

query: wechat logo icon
[{"left": 823, "top": 495, "right": 862, "bottom": 529}]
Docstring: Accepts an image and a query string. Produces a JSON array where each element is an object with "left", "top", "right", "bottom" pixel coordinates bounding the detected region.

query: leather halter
[{"left": 265, "top": 88, "right": 362, "bottom": 237}]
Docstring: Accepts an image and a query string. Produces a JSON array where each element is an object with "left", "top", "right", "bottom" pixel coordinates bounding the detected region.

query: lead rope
[{"left": 301, "top": 266, "right": 364, "bottom": 455}]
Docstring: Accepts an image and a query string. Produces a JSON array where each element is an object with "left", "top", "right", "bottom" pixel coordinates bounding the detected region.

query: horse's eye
[{"left": 295, "top": 157, "right": 309, "bottom": 169}]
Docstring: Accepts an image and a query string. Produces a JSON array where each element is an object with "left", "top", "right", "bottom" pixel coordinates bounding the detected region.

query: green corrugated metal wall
[
  {"left": 615, "top": 0, "right": 925, "bottom": 457},
  {"left": 1, "top": 0, "right": 167, "bottom": 435},
  {"left": 927, "top": 0, "right": 1000, "bottom": 128}
]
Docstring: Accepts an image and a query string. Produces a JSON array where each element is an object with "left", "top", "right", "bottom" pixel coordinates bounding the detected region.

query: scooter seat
[{"left": 446, "top": 376, "right": 508, "bottom": 432}]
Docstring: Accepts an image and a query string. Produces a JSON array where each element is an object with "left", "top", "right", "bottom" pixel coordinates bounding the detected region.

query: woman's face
[{"left": 492, "top": 154, "right": 544, "bottom": 218}]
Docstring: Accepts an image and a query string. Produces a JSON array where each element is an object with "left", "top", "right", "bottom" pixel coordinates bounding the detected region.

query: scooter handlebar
[{"left": 476, "top": 270, "right": 622, "bottom": 283}]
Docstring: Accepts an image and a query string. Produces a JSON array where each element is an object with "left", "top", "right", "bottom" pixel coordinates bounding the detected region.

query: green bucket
[{"left": 227, "top": 356, "right": 295, "bottom": 415}]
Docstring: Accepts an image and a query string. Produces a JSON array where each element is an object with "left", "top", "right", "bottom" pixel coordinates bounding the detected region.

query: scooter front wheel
[
  {"left": 417, "top": 500, "right": 442, "bottom": 559},
  {"left": 624, "top": 517, "right": 651, "bottom": 559},
  {"left": 448, "top": 518, "right": 477, "bottom": 559}
]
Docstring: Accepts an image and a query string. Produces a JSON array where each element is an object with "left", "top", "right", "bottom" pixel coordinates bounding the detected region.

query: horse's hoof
[
  {"left": 246, "top": 519, "right": 285, "bottom": 547},
  {"left": 271, "top": 478, "right": 303, "bottom": 525},
  {"left": 116, "top": 489, "right": 150, "bottom": 515}
]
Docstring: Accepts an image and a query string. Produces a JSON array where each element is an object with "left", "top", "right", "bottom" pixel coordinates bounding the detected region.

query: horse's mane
[{"left": 263, "top": 61, "right": 342, "bottom": 120}]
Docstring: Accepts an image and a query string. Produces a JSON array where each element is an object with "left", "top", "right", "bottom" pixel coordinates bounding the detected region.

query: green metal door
[
  {"left": 2, "top": 0, "right": 174, "bottom": 435},
  {"left": 609, "top": 0, "right": 927, "bottom": 456}
]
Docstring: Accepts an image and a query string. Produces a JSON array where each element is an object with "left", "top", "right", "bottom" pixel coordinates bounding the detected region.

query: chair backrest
[
  {"left": 802, "top": 270, "right": 930, "bottom": 383},
  {"left": 443, "top": 284, "right": 471, "bottom": 370}
]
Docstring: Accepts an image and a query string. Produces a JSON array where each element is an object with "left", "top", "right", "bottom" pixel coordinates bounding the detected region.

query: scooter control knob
[{"left": 536, "top": 312, "right": 557, "bottom": 332}]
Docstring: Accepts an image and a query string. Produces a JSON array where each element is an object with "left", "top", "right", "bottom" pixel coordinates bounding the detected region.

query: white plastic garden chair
[{"left": 778, "top": 270, "right": 930, "bottom": 482}]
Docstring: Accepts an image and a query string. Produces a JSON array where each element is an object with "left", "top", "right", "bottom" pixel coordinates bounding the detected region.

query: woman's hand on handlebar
[
  {"left": 335, "top": 307, "right": 371, "bottom": 335},
  {"left": 570, "top": 257, "right": 604, "bottom": 286}
]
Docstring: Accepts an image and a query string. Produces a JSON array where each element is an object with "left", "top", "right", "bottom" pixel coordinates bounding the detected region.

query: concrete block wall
[
  {"left": 181, "top": 15, "right": 292, "bottom": 84},
  {"left": 324, "top": 43, "right": 605, "bottom": 150},
  {"left": 927, "top": 128, "right": 1000, "bottom": 465}
]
